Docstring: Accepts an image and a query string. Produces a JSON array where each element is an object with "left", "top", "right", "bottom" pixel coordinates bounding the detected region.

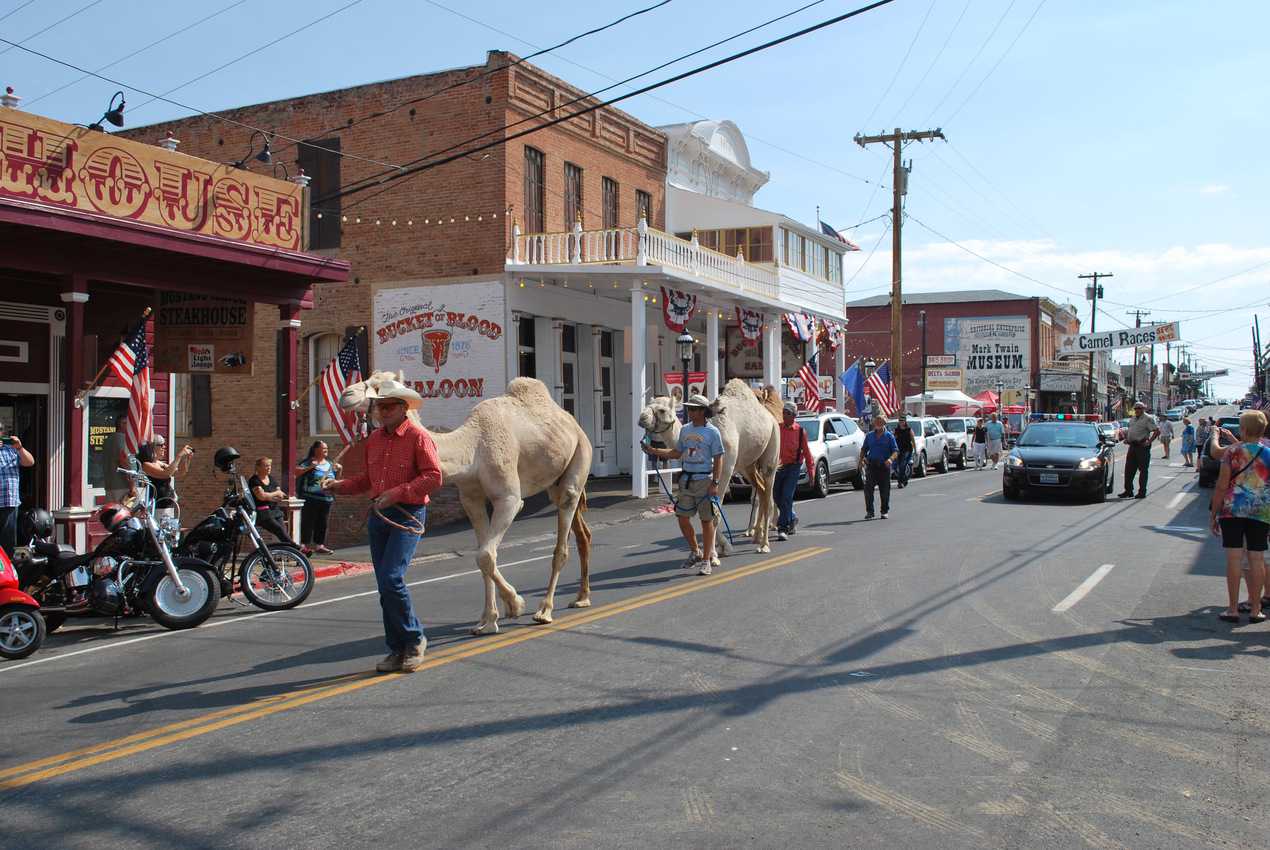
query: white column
[
  {"left": 705, "top": 307, "right": 720, "bottom": 398},
  {"left": 835, "top": 344, "right": 847, "bottom": 411},
  {"left": 763, "top": 315, "right": 781, "bottom": 390},
  {"left": 630, "top": 283, "right": 648, "bottom": 498}
]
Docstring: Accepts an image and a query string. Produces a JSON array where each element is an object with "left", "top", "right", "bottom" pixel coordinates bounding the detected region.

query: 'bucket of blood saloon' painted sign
[{"left": 373, "top": 281, "right": 507, "bottom": 430}]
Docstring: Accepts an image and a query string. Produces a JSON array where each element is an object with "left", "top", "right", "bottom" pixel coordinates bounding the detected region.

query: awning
[{"left": 903, "top": 390, "right": 985, "bottom": 412}]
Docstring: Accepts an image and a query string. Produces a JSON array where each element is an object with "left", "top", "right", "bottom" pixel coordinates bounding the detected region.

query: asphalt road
[{"left": 3, "top": 406, "right": 1265, "bottom": 850}]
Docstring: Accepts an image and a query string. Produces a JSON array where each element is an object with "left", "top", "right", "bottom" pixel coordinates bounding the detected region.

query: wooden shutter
[
  {"left": 297, "top": 138, "right": 342, "bottom": 249},
  {"left": 191, "top": 374, "right": 212, "bottom": 437}
]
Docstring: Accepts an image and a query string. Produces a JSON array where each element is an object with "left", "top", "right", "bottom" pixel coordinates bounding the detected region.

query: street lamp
[
  {"left": 676, "top": 330, "right": 695, "bottom": 410},
  {"left": 918, "top": 310, "right": 928, "bottom": 417},
  {"left": 996, "top": 379, "right": 1004, "bottom": 413}
]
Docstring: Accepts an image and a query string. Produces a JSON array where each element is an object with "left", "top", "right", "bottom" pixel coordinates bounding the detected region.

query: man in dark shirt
[
  {"left": 860, "top": 416, "right": 899, "bottom": 519},
  {"left": 894, "top": 415, "right": 916, "bottom": 488}
]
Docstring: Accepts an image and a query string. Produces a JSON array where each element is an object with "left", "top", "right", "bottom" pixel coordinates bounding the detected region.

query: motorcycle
[
  {"left": 0, "top": 544, "right": 44, "bottom": 659},
  {"left": 176, "top": 447, "right": 314, "bottom": 611},
  {"left": 15, "top": 467, "right": 220, "bottom": 631}
]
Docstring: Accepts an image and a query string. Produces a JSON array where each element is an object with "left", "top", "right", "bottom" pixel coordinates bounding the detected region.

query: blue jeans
[
  {"left": 367, "top": 505, "right": 427, "bottom": 652},
  {"left": 774, "top": 464, "right": 800, "bottom": 531},
  {"left": 0, "top": 506, "right": 16, "bottom": 559},
  {"left": 896, "top": 451, "right": 913, "bottom": 485}
]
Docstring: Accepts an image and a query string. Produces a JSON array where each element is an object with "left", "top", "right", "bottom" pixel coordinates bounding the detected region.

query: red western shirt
[
  {"left": 778, "top": 422, "right": 815, "bottom": 480},
  {"left": 332, "top": 418, "right": 443, "bottom": 505}
]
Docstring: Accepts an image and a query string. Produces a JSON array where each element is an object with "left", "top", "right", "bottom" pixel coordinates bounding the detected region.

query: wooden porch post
[
  {"left": 280, "top": 304, "right": 301, "bottom": 493},
  {"left": 62, "top": 276, "right": 89, "bottom": 507}
]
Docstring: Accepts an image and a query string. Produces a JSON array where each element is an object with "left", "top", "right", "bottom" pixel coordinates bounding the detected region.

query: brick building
[{"left": 843, "top": 290, "right": 1093, "bottom": 413}]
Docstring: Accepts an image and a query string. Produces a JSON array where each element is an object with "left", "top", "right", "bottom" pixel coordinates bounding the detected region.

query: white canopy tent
[{"left": 903, "top": 390, "right": 985, "bottom": 415}]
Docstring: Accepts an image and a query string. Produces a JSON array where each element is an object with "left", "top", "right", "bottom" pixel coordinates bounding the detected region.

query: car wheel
[
  {"left": 935, "top": 448, "right": 949, "bottom": 474},
  {"left": 913, "top": 451, "right": 927, "bottom": 478},
  {"left": 1003, "top": 483, "right": 1020, "bottom": 500},
  {"left": 956, "top": 446, "right": 966, "bottom": 470},
  {"left": 814, "top": 460, "right": 830, "bottom": 498}
]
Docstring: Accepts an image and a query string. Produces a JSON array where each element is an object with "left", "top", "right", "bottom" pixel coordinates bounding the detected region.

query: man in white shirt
[
  {"left": 1119, "top": 402, "right": 1160, "bottom": 499},
  {"left": 1157, "top": 415, "right": 1175, "bottom": 459}
]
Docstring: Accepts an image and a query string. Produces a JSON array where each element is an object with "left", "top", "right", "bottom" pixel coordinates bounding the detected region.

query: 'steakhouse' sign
[{"left": 154, "top": 293, "right": 254, "bottom": 374}]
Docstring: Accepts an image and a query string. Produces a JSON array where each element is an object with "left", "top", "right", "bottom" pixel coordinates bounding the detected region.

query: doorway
[
  {"left": 593, "top": 330, "right": 618, "bottom": 475},
  {"left": 560, "top": 323, "right": 578, "bottom": 418},
  {"left": 0, "top": 394, "right": 46, "bottom": 510}
]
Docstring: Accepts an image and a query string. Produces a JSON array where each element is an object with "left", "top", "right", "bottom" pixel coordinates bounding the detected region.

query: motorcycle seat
[{"left": 34, "top": 540, "right": 79, "bottom": 561}]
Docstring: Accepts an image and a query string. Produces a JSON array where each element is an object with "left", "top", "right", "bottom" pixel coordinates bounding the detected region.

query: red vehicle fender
[{"left": 0, "top": 586, "right": 40, "bottom": 609}]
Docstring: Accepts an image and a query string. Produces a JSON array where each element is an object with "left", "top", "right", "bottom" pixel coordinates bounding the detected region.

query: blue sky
[{"left": 5, "top": 0, "right": 1268, "bottom": 396}]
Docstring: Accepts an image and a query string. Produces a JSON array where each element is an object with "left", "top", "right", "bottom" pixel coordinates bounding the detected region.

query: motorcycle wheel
[
  {"left": 146, "top": 567, "right": 219, "bottom": 630},
  {"left": 0, "top": 604, "right": 45, "bottom": 660},
  {"left": 240, "top": 546, "right": 315, "bottom": 611}
]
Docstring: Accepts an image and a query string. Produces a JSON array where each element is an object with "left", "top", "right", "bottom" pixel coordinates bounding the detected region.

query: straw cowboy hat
[{"left": 366, "top": 379, "right": 423, "bottom": 411}]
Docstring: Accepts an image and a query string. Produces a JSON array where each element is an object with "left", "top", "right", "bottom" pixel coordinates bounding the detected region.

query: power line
[
  {"left": 0, "top": 0, "right": 107, "bottom": 57},
  {"left": 845, "top": 220, "right": 891, "bottom": 288},
  {"left": 942, "top": 0, "right": 1046, "bottom": 124},
  {"left": 22, "top": 0, "right": 251, "bottom": 108},
  {"left": 859, "top": 0, "right": 936, "bottom": 130},
  {"left": 271, "top": 0, "right": 677, "bottom": 161},
  {"left": 890, "top": 0, "right": 970, "bottom": 120},
  {"left": 320, "top": 0, "right": 898, "bottom": 207},
  {"left": 328, "top": 0, "right": 841, "bottom": 211},
  {"left": 922, "top": 0, "right": 1018, "bottom": 126},
  {"left": 0, "top": 1, "right": 39, "bottom": 24}
]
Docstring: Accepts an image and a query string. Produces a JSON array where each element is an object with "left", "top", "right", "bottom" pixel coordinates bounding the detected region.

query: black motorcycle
[
  {"left": 15, "top": 468, "right": 220, "bottom": 631},
  {"left": 176, "top": 447, "right": 314, "bottom": 611}
]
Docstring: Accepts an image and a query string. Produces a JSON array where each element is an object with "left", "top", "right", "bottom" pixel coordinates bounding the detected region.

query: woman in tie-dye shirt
[{"left": 1210, "top": 410, "right": 1270, "bottom": 623}]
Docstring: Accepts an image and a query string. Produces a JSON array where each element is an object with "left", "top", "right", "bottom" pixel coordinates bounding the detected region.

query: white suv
[
  {"left": 886, "top": 416, "right": 952, "bottom": 476},
  {"left": 938, "top": 416, "right": 976, "bottom": 470}
]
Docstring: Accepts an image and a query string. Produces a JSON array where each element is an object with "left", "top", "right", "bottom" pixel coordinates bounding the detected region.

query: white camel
[{"left": 340, "top": 371, "right": 593, "bottom": 635}]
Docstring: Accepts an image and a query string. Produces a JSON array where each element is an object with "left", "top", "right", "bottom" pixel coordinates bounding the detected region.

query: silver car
[
  {"left": 886, "top": 416, "right": 952, "bottom": 476},
  {"left": 796, "top": 413, "right": 866, "bottom": 497}
]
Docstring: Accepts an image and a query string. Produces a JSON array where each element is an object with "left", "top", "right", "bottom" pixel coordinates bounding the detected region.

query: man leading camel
[
  {"left": 642, "top": 394, "right": 724, "bottom": 575},
  {"left": 325, "top": 380, "right": 442, "bottom": 673}
]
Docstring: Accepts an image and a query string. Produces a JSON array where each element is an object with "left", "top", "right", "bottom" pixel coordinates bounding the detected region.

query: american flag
[
  {"left": 107, "top": 317, "right": 152, "bottom": 456},
  {"left": 864, "top": 361, "right": 898, "bottom": 416},
  {"left": 320, "top": 334, "right": 363, "bottom": 444},
  {"left": 798, "top": 353, "right": 821, "bottom": 411}
]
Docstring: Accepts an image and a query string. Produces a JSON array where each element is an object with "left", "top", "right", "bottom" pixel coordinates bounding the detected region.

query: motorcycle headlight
[
  {"left": 1077, "top": 457, "right": 1102, "bottom": 470},
  {"left": 1005, "top": 454, "right": 1024, "bottom": 468}
]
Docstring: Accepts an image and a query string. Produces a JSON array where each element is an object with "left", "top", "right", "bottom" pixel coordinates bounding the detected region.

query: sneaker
[
  {"left": 400, "top": 643, "right": 426, "bottom": 673},
  {"left": 1135, "top": 492, "right": 1146, "bottom": 499},
  {"left": 1117, "top": 492, "right": 1133, "bottom": 499},
  {"left": 697, "top": 560, "right": 713, "bottom": 576},
  {"left": 880, "top": 512, "right": 888, "bottom": 519},
  {"left": 681, "top": 554, "right": 702, "bottom": 570},
  {"left": 710, "top": 554, "right": 721, "bottom": 567},
  {"left": 864, "top": 513, "right": 875, "bottom": 520},
  {"left": 789, "top": 517, "right": 799, "bottom": 534},
  {"left": 775, "top": 530, "right": 788, "bottom": 541},
  {"left": 375, "top": 652, "right": 403, "bottom": 673}
]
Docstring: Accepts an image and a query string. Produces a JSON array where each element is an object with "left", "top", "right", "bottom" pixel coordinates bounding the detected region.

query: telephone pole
[
  {"left": 1078, "top": 272, "right": 1112, "bottom": 415},
  {"left": 854, "top": 127, "right": 946, "bottom": 400},
  {"left": 1126, "top": 309, "right": 1151, "bottom": 404}
]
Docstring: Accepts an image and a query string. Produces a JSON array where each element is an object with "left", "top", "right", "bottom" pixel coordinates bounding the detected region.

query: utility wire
[
  {"left": 22, "top": 0, "right": 251, "bottom": 108},
  {"left": 943, "top": 0, "right": 1046, "bottom": 124},
  {"left": 0, "top": 0, "right": 106, "bottom": 56},
  {"left": 319, "top": 0, "right": 897, "bottom": 207},
  {"left": 922, "top": 0, "right": 1017, "bottom": 126},
  {"left": 0, "top": 1, "right": 38, "bottom": 24},
  {"left": 890, "top": 0, "right": 969, "bottom": 120},
  {"left": 271, "top": 0, "right": 676, "bottom": 161},
  {"left": 859, "top": 0, "right": 936, "bottom": 131}
]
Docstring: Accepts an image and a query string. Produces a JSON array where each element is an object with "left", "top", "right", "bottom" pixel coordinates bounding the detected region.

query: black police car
[{"left": 1002, "top": 421, "right": 1115, "bottom": 502}]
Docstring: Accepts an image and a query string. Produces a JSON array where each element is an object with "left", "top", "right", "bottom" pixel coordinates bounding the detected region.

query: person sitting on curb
[{"left": 642, "top": 395, "right": 725, "bottom": 576}]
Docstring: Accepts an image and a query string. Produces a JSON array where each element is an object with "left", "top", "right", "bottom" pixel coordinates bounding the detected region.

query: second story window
[
  {"left": 603, "top": 177, "right": 619, "bottom": 229},
  {"left": 524, "top": 146, "right": 545, "bottom": 233},
  {"left": 298, "top": 137, "right": 341, "bottom": 249},
  {"left": 636, "top": 189, "right": 651, "bottom": 223},
  {"left": 564, "top": 162, "right": 583, "bottom": 227}
]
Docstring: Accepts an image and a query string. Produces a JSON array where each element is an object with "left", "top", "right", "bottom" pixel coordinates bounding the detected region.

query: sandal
[
  {"left": 1218, "top": 612, "right": 1241, "bottom": 623},
  {"left": 1251, "top": 612, "right": 1269, "bottom": 624}
]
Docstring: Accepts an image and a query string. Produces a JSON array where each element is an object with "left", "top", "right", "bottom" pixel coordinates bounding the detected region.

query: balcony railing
[{"left": 509, "top": 217, "right": 780, "bottom": 301}]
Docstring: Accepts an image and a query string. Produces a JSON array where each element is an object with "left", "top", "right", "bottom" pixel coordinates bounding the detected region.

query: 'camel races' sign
[
  {"left": 1057, "top": 321, "right": 1180, "bottom": 355},
  {"left": 373, "top": 281, "right": 506, "bottom": 430}
]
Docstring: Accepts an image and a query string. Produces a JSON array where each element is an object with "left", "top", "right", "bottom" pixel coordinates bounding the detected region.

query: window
[
  {"left": 517, "top": 316, "right": 536, "bottom": 379},
  {"left": 564, "top": 162, "right": 583, "bottom": 227},
  {"left": 524, "top": 147, "right": 545, "bottom": 233},
  {"left": 602, "top": 177, "right": 619, "bottom": 229},
  {"left": 308, "top": 333, "right": 343, "bottom": 435},
  {"left": 747, "top": 227, "right": 773, "bottom": 263},
  {"left": 829, "top": 250, "right": 843, "bottom": 285},
  {"left": 783, "top": 228, "right": 803, "bottom": 270},
  {"left": 636, "top": 189, "right": 652, "bottom": 222},
  {"left": 837, "top": 417, "right": 859, "bottom": 435},
  {"left": 297, "top": 137, "right": 342, "bottom": 249},
  {"left": 562, "top": 323, "right": 576, "bottom": 354},
  {"left": 722, "top": 228, "right": 748, "bottom": 258},
  {"left": 172, "top": 373, "right": 193, "bottom": 437}
]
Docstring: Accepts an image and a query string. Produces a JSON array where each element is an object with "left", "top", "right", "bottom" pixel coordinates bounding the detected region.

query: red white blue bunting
[
  {"left": 784, "top": 312, "right": 815, "bottom": 342},
  {"left": 660, "top": 286, "right": 697, "bottom": 332},
  {"left": 735, "top": 307, "right": 763, "bottom": 347}
]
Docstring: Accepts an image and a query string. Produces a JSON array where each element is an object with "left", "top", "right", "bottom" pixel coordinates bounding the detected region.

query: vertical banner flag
[
  {"left": 784, "top": 312, "right": 815, "bottom": 342},
  {"left": 840, "top": 359, "right": 866, "bottom": 416},
  {"left": 107, "top": 316, "right": 153, "bottom": 456},
  {"left": 798, "top": 352, "right": 821, "bottom": 411},
  {"left": 816, "top": 318, "right": 842, "bottom": 353},
  {"left": 660, "top": 287, "right": 697, "bottom": 332},
  {"left": 864, "top": 361, "right": 898, "bottom": 416},
  {"left": 320, "top": 334, "right": 364, "bottom": 445},
  {"left": 736, "top": 308, "right": 763, "bottom": 347}
]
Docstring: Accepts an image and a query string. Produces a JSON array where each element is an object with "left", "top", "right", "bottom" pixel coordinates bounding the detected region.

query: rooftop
[{"left": 845, "top": 289, "right": 1032, "bottom": 308}]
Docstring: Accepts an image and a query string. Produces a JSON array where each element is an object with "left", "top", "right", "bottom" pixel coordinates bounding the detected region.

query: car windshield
[
  {"left": 797, "top": 418, "right": 820, "bottom": 440},
  {"left": 940, "top": 419, "right": 965, "bottom": 432},
  {"left": 1018, "top": 423, "right": 1100, "bottom": 448}
]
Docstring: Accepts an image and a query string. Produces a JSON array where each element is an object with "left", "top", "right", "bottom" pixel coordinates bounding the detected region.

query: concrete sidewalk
[{"left": 307, "top": 475, "right": 671, "bottom": 573}]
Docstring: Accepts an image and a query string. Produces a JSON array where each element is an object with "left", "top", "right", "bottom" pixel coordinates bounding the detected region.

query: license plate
[{"left": 1040, "top": 473, "right": 1060, "bottom": 484}]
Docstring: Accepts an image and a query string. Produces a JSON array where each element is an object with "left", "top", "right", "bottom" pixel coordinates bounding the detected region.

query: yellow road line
[{"left": 1, "top": 546, "right": 829, "bottom": 790}]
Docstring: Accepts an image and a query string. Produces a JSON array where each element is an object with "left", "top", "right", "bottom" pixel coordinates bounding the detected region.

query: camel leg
[
  {"left": 752, "top": 463, "right": 776, "bottom": 553},
  {"left": 462, "top": 491, "right": 526, "bottom": 636},
  {"left": 569, "top": 492, "right": 593, "bottom": 609}
]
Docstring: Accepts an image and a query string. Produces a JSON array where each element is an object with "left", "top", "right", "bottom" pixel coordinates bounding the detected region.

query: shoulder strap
[{"left": 1229, "top": 445, "right": 1265, "bottom": 481}]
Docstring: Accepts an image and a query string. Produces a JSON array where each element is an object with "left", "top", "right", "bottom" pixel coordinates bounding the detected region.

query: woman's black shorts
[{"left": 1218, "top": 517, "right": 1270, "bottom": 552}]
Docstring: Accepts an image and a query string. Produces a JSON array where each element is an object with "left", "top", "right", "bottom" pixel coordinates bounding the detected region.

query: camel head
[
  {"left": 638, "top": 396, "right": 680, "bottom": 448},
  {"left": 338, "top": 369, "right": 422, "bottom": 429}
]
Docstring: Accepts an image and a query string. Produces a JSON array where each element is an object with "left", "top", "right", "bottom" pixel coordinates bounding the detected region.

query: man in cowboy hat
[
  {"left": 642, "top": 394, "right": 725, "bottom": 575},
  {"left": 325, "top": 379, "right": 443, "bottom": 673}
]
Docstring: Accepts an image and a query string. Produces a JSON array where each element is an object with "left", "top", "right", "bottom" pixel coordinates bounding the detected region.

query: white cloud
[{"left": 1199, "top": 183, "right": 1230, "bottom": 194}]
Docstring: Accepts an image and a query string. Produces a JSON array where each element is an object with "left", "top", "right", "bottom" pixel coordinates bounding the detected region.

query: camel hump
[{"left": 505, "top": 377, "right": 555, "bottom": 407}]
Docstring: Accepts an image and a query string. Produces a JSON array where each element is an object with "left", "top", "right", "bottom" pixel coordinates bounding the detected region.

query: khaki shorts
[{"left": 675, "top": 474, "right": 719, "bottom": 521}]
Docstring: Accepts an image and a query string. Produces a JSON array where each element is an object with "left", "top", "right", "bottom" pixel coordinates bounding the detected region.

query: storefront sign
[
  {"left": 154, "top": 292, "right": 254, "bottom": 374},
  {"left": 925, "top": 354, "right": 956, "bottom": 367},
  {"left": 1039, "top": 372, "right": 1084, "bottom": 392},
  {"left": 1057, "top": 322, "right": 1180, "bottom": 355},
  {"left": 664, "top": 371, "right": 706, "bottom": 404},
  {"left": 724, "top": 326, "right": 805, "bottom": 379},
  {"left": 0, "top": 110, "right": 304, "bottom": 250},
  {"left": 943, "top": 316, "right": 1031, "bottom": 395},
  {"left": 926, "top": 368, "right": 963, "bottom": 390},
  {"left": 373, "top": 282, "right": 506, "bottom": 430}
]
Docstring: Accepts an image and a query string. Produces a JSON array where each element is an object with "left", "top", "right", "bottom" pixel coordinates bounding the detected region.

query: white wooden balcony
[{"left": 509, "top": 217, "right": 782, "bottom": 302}]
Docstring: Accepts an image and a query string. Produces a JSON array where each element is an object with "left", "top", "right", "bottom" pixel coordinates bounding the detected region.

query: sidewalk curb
[{"left": 312, "top": 561, "right": 374, "bottom": 581}]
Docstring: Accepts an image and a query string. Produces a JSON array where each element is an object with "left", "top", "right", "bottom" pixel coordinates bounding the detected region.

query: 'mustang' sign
[{"left": 1057, "top": 322, "right": 1179, "bottom": 355}]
